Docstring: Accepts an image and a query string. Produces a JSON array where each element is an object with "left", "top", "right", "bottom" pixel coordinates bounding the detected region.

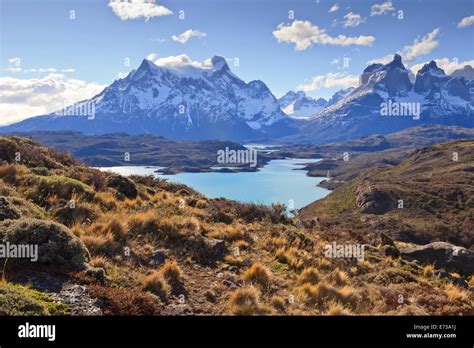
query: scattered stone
[
  {"left": 51, "top": 283, "right": 102, "bottom": 316},
  {"left": 162, "top": 303, "right": 193, "bottom": 316},
  {"left": 151, "top": 249, "right": 167, "bottom": 265}
]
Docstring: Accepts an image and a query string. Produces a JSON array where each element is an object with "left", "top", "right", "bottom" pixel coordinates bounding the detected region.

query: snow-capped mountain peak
[
  {"left": 278, "top": 90, "right": 327, "bottom": 119},
  {"left": 2, "top": 55, "right": 294, "bottom": 140}
]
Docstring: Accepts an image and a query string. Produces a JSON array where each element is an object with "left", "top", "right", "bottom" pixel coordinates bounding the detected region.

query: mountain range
[{"left": 2, "top": 54, "right": 473, "bottom": 143}]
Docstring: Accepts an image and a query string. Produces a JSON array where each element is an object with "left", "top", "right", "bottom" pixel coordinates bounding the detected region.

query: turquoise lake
[{"left": 99, "top": 158, "right": 330, "bottom": 210}]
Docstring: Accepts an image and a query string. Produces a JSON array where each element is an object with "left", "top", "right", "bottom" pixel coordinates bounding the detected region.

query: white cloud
[
  {"left": 343, "top": 12, "right": 366, "bottom": 27},
  {"left": 457, "top": 15, "right": 474, "bottom": 29},
  {"left": 410, "top": 58, "right": 474, "bottom": 75},
  {"left": 0, "top": 74, "right": 105, "bottom": 125},
  {"left": 171, "top": 29, "right": 207, "bottom": 44},
  {"left": 329, "top": 4, "right": 339, "bottom": 13},
  {"left": 4, "top": 66, "right": 75, "bottom": 74},
  {"left": 108, "top": 0, "right": 172, "bottom": 21},
  {"left": 297, "top": 72, "right": 359, "bottom": 92},
  {"left": 371, "top": 2, "right": 395, "bottom": 16},
  {"left": 146, "top": 53, "right": 213, "bottom": 70},
  {"left": 368, "top": 28, "right": 440, "bottom": 65},
  {"left": 272, "top": 20, "right": 375, "bottom": 51},
  {"left": 367, "top": 54, "right": 394, "bottom": 65},
  {"left": 402, "top": 28, "right": 440, "bottom": 63},
  {"left": 331, "top": 58, "right": 339, "bottom": 65},
  {"left": 8, "top": 57, "right": 21, "bottom": 65}
]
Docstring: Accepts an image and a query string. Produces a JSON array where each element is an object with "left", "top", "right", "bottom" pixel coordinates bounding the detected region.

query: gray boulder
[
  {"left": 400, "top": 242, "right": 474, "bottom": 276},
  {"left": 0, "top": 218, "right": 91, "bottom": 271}
]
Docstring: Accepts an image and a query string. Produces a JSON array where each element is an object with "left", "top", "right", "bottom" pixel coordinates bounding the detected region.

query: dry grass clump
[
  {"left": 159, "top": 260, "right": 183, "bottom": 284},
  {"left": 0, "top": 163, "right": 28, "bottom": 185},
  {"left": 315, "top": 258, "right": 332, "bottom": 271},
  {"left": 325, "top": 301, "right": 352, "bottom": 315},
  {"left": 423, "top": 264, "right": 435, "bottom": 278},
  {"left": 326, "top": 269, "right": 350, "bottom": 287},
  {"left": 229, "top": 287, "right": 268, "bottom": 315},
  {"left": 356, "top": 259, "right": 374, "bottom": 273},
  {"left": 142, "top": 271, "right": 171, "bottom": 299},
  {"left": 94, "top": 191, "right": 117, "bottom": 211},
  {"left": 224, "top": 225, "right": 246, "bottom": 241},
  {"left": 242, "top": 263, "right": 272, "bottom": 288},
  {"left": 297, "top": 282, "right": 359, "bottom": 309},
  {"left": 224, "top": 255, "right": 245, "bottom": 267},
  {"left": 270, "top": 236, "right": 287, "bottom": 250},
  {"left": 103, "top": 218, "right": 127, "bottom": 240},
  {"left": 80, "top": 232, "right": 116, "bottom": 256},
  {"left": 275, "top": 247, "right": 305, "bottom": 270},
  {"left": 127, "top": 212, "right": 185, "bottom": 241},
  {"left": 271, "top": 296, "right": 287, "bottom": 313},
  {"left": 298, "top": 267, "right": 320, "bottom": 285},
  {"left": 444, "top": 283, "right": 470, "bottom": 303},
  {"left": 90, "top": 255, "right": 111, "bottom": 270}
]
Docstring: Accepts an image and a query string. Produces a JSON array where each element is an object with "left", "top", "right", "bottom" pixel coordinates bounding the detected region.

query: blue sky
[{"left": 1, "top": 0, "right": 473, "bottom": 124}]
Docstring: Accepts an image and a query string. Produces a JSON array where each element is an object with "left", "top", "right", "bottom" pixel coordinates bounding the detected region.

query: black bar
[{"left": 0, "top": 316, "right": 471, "bottom": 346}]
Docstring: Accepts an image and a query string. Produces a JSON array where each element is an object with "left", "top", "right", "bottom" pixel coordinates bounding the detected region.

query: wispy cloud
[
  {"left": 402, "top": 28, "right": 440, "bottom": 63},
  {"left": 329, "top": 4, "right": 339, "bottom": 13},
  {"left": 371, "top": 1, "right": 395, "bottom": 16},
  {"left": 272, "top": 20, "right": 375, "bottom": 51},
  {"left": 368, "top": 28, "right": 440, "bottom": 65},
  {"left": 108, "top": 0, "right": 172, "bottom": 21},
  {"left": 0, "top": 74, "right": 105, "bottom": 125},
  {"left": 457, "top": 15, "right": 474, "bottom": 28},
  {"left": 146, "top": 53, "right": 214, "bottom": 70},
  {"left": 410, "top": 58, "right": 474, "bottom": 75},
  {"left": 171, "top": 29, "right": 207, "bottom": 44},
  {"left": 343, "top": 12, "right": 366, "bottom": 27},
  {"left": 298, "top": 72, "right": 359, "bottom": 92}
]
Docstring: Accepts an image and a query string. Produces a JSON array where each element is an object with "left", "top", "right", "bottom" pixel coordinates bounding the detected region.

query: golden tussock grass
[
  {"left": 444, "top": 283, "right": 470, "bottom": 303},
  {"left": 0, "top": 163, "right": 27, "bottom": 185},
  {"left": 224, "top": 255, "right": 245, "bottom": 267},
  {"left": 229, "top": 287, "right": 266, "bottom": 315},
  {"left": 275, "top": 247, "right": 304, "bottom": 270},
  {"left": 242, "top": 263, "right": 272, "bottom": 288},
  {"left": 298, "top": 267, "right": 320, "bottom": 285},
  {"left": 160, "top": 260, "right": 182, "bottom": 284},
  {"left": 325, "top": 301, "right": 352, "bottom": 315},
  {"left": 90, "top": 255, "right": 111, "bottom": 269},
  {"left": 423, "top": 264, "right": 435, "bottom": 278},
  {"left": 224, "top": 225, "right": 246, "bottom": 241},
  {"left": 142, "top": 271, "right": 170, "bottom": 299},
  {"left": 271, "top": 296, "right": 287, "bottom": 313},
  {"left": 297, "top": 282, "right": 359, "bottom": 309},
  {"left": 80, "top": 231, "right": 116, "bottom": 255},
  {"left": 326, "top": 269, "right": 350, "bottom": 287}
]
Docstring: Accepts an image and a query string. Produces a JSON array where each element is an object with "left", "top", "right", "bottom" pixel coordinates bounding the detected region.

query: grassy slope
[
  {"left": 0, "top": 136, "right": 472, "bottom": 316},
  {"left": 299, "top": 139, "right": 474, "bottom": 249}
]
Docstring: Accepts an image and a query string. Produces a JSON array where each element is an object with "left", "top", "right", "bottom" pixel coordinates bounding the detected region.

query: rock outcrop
[
  {"left": 355, "top": 183, "right": 396, "bottom": 215},
  {"left": 400, "top": 242, "right": 474, "bottom": 276}
]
